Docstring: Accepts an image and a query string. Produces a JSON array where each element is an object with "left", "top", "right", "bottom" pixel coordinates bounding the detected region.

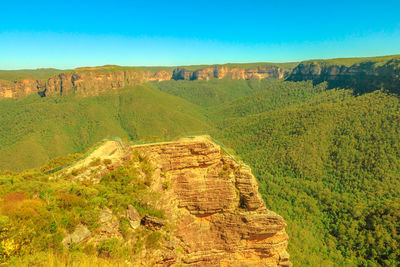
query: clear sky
[{"left": 1, "top": 0, "right": 400, "bottom": 69}]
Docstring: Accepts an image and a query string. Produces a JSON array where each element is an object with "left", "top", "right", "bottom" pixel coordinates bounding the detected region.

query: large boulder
[
  {"left": 62, "top": 224, "right": 90, "bottom": 247},
  {"left": 127, "top": 205, "right": 140, "bottom": 229}
]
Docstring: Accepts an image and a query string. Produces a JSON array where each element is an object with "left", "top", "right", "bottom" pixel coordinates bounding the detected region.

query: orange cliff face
[
  {"left": 0, "top": 65, "right": 288, "bottom": 99},
  {"left": 134, "top": 136, "right": 291, "bottom": 266},
  {"left": 173, "top": 65, "right": 288, "bottom": 81},
  {"left": 0, "top": 70, "right": 173, "bottom": 99}
]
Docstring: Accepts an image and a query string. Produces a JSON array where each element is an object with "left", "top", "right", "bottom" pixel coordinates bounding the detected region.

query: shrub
[
  {"left": 103, "top": 159, "right": 112, "bottom": 165},
  {"left": 145, "top": 232, "right": 162, "bottom": 249},
  {"left": 1, "top": 193, "right": 28, "bottom": 202},
  {"left": 162, "top": 180, "right": 170, "bottom": 190},
  {"left": 56, "top": 194, "right": 86, "bottom": 209},
  {"left": 89, "top": 158, "right": 101, "bottom": 167},
  {"left": 61, "top": 212, "right": 80, "bottom": 232},
  {"left": 0, "top": 215, "right": 9, "bottom": 229},
  {"left": 78, "top": 209, "right": 99, "bottom": 229},
  {"left": 97, "top": 238, "right": 120, "bottom": 258},
  {"left": 1, "top": 199, "right": 45, "bottom": 219}
]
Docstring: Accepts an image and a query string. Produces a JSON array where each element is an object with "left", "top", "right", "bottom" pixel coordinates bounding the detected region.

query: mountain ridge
[{"left": 1, "top": 54, "right": 399, "bottom": 99}]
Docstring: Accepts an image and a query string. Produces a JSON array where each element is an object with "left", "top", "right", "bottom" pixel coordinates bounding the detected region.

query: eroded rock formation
[
  {"left": 135, "top": 136, "right": 291, "bottom": 266},
  {"left": 0, "top": 65, "right": 288, "bottom": 99},
  {"left": 172, "top": 65, "right": 287, "bottom": 81},
  {"left": 51, "top": 135, "right": 291, "bottom": 266},
  {"left": 288, "top": 59, "right": 400, "bottom": 94},
  {"left": 0, "top": 69, "right": 171, "bottom": 99}
]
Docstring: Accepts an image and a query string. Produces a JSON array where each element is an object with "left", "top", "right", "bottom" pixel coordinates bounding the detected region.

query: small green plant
[
  {"left": 103, "top": 159, "right": 112, "bottom": 165},
  {"left": 56, "top": 193, "right": 86, "bottom": 209},
  {"left": 145, "top": 232, "right": 162, "bottom": 249},
  {"left": 89, "top": 158, "right": 101, "bottom": 167},
  {"left": 162, "top": 180, "right": 170, "bottom": 190},
  {"left": 97, "top": 238, "right": 122, "bottom": 258}
]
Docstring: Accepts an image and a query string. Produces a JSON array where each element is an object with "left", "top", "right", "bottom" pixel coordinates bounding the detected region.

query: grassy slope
[
  {"left": 0, "top": 84, "right": 208, "bottom": 171},
  {"left": 0, "top": 147, "right": 168, "bottom": 265}
]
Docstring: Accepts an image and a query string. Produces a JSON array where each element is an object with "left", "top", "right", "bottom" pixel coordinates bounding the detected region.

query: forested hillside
[
  {"left": 0, "top": 63, "right": 399, "bottom": 265},
  {"left": 211, "top": 88, "right": 400, "bottom": 266},
  {"left": 0, "top": 84, "right": 208, "bottom": 170}
]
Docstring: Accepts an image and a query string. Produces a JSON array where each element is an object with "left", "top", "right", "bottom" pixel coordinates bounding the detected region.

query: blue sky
[{"left": 1, "top": 0, "right": 400, "bottom": 69}]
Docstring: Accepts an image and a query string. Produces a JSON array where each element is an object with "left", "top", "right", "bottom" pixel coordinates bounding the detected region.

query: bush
[
  {"left": 1, "top": 199, "right": 45, "bottom": 219},
  {"left": 0, "top": 215, "right": 9, "bottom": 229},
  {"left": 162, "top": 180, "right": 170, "bottom": 190},
  {"left": 103, "top": 159, "right": 112, "bottom": 166},
  {"left": 145, "top": 232, "right": 162, "bottom": 249},
  {"left": 1, "top": 192, "right": 28, "bottom": 202},
  {"left": 97, "top": 238, "right": 120, "bottom": 258},
  {"left": 56, "top": 194, "right": 86, "bottom": 209}
]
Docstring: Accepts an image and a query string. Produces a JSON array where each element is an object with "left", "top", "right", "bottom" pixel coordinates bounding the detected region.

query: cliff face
[
  {"left": 0, "top": 70, "right": 171, "bottom": 99},
  {"left": 0, "top": 65, "right": 288, "bottom": 99},
  {"left": 288, "top": 59, "right": 400, "bottom": 94},
  {"left": 173, "top": 65, "right": 287, "bottom": 81},
  {"left": 2, "top": 57, "right": 400, "bottom": 99},
  {"left": 134, "top": 136, "right": 291, "bottom": 266}
]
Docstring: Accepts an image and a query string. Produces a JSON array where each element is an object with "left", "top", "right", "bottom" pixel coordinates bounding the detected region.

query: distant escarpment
[
  {"left": 0, "top": 69, "right": 171, "bottom": 99},
  {"left": 172, "top": 65, "right": 287, "bottom": 80},
  {"left": 0, "top": 65, "right": 288, "bottom": 99},
  {"left": 288, "top": 57, "right": 400, "bottom": 94},
  {"left": 2, "top": 55, "right": 400, "bottom": 99}
]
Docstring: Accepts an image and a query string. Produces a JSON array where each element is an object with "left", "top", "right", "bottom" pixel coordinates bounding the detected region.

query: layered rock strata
[
  {"left": 172, "top": 65, "right": 287, "bottom": 81},
  {"left": 288, "top": 59, "right": 400, "bottom": 94},
  {"left": 0, "top": 70, "right": 171, "bottom": 99},
  {"left": 135, "top": 135, "right": 291, "bottom": 266},
  {"left": 0, "top": 65, "right": 288, "bottom": 99}
]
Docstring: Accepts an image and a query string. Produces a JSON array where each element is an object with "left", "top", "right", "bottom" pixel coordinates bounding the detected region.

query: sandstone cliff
[
  {"left": 172, "top": 65, "right": 287, "bottom": 81},
  {"left": 2, "top": 56, "right": 400, "bottom": 99},
  {"left": 288, "top": 58, "right": 400, "bottom": 94},
  {"left": 0, "top": 65, "right": 288, "bottom": 99},
  {"left": 56, "top": 136, "right": 291, "bottom": 266},
  {"left": 135, "top": 135, "right": 291, "bottom": 266},
  {"left": 0, "top": 69, "right": 171, "bottom": 99}
]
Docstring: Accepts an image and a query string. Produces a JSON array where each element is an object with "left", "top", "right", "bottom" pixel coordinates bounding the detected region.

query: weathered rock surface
[
  {"left": 135, "top": 135, "right": 291, "bottom": 266},
  {"left": 127, "top": 204, "right": 141, "bottom": 229},
  {"left": 54, "top": 139, "right": 131, "bottom": 184},
  {"left": 141, "top": 215, "right": 166, "bottom": 231},
  {"left": 172, "top": 65, "right": 287, "bottom": 81},
  {"left": 0, "top": 65, "right": 288, "bottom": 99},
  {"left": 62, "top": 224, "right": 91, "bottom": 247},
  {"left": 288, "top": 58, "right": 400, "bottom": 94}
]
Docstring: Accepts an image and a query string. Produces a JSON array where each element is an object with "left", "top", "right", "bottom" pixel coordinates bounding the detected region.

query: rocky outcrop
[
  {"left": 0, "top": 69, "right": 172, "bottom": 99},
  {"left": 134, "top": 135, "right": 291, "bottom": 266},
  {"left": 62, "top": 224, "right": 91, "bottom": 247},
  {"left": 127, "top": 205, "right": 141, "bottom": 229},
  {"left": 172, "top": 65, "right": 287, "bottom": 81},
  {"left": 2, "top": 56, "right": 400, "bottom": 99},
  {"left": 288, "top": 58, "right": 400, "bottom": 94},
  {"left": 50, "top": 135, "right": 290, "bottom": 265},
  {"left": 0, "top": 65, "right": 288, "bottom": 99}
]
